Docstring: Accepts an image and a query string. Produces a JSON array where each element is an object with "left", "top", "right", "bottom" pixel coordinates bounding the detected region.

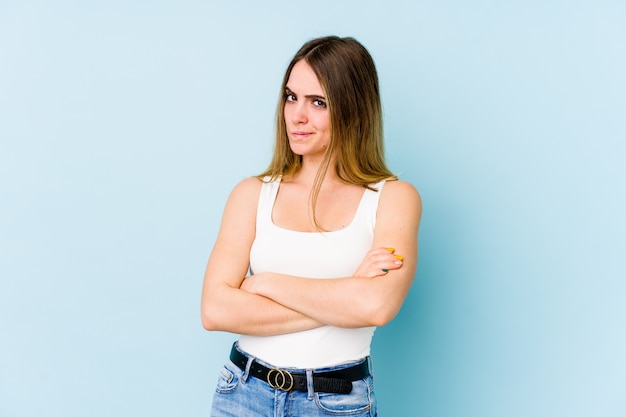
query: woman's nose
[{"left": 290, "top": 103, "right": 308, "bottom": 124}]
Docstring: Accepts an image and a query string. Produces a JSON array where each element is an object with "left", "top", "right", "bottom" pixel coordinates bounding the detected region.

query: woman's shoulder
[
  {"left": 379, "top": 179, "right": 422, "bottom": 213},
  {"left": 227, "top": 176, "right": 265, "bottom": 204},
  {"left": 381, "top": 178, "right": 420, "bottom": 198}
]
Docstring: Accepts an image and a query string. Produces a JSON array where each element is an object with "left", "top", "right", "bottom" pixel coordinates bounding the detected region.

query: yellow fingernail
[
  {"left": 395, "top": 255, "right": 404, "bottom": 261},
  {"left": 386, "top": 247, "right": 395, "bottom": 253}
]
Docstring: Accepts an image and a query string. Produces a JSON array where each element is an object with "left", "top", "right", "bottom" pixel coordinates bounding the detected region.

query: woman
[{"left": 201, "top": 35, "right": 422, "bottom": 417}]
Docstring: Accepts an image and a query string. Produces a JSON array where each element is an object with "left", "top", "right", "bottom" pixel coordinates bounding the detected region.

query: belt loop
[
  {"left": 367, "top": 356, "right": 374, "bottom": 379},
  {"left": 242, "top": 355, "right": 254, "bottom": 383},
  {"left": 306, "top": 369, "right": 314, "bottom": 400}
]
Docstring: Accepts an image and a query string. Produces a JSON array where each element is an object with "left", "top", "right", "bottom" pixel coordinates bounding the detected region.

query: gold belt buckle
[{"left": 267, "top": 368, "right": 294, "bottom": 391}]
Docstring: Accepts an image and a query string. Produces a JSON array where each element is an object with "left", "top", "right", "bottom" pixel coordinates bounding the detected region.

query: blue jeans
[{"left": 210, "top": 345, "right": 377, "bottom": 416}]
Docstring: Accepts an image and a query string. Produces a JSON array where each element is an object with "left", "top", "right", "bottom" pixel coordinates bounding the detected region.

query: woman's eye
[
  {"left": 286, "top": 93, "right": 296, "bottom": 102},
  {"left": 313, "top": 99, "right": 327, "bottom": 108}
]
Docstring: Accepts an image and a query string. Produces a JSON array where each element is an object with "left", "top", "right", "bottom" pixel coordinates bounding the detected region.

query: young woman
[{"left": 201, "top": 35, "right": 422, "bottom": 417}]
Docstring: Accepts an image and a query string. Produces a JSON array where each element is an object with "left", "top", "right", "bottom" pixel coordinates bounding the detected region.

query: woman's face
[{"left": 283, "top": 60, "right": 331, "bottom": 163}]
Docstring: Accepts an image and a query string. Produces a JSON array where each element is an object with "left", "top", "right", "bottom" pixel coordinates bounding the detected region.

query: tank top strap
[
  {"left": 353, "top": 180, "right": 386, "bottom": 231},
  {"left": 256, "top": 176, "right": 281, "bottom": 229}
]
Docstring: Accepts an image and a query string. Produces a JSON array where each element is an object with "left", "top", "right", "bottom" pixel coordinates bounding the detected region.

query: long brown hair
[{"left": 258, "top": 36, "right": 396, "bottom": 228}]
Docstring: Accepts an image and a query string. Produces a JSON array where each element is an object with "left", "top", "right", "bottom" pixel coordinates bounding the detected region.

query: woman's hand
[{"left": 352, "top": 247, "right": 404, "bottom": 278}]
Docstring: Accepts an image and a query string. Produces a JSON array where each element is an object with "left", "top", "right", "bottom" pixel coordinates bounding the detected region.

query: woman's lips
[{"left": 290, "top": 131, "right": 312, "bottom": 139}]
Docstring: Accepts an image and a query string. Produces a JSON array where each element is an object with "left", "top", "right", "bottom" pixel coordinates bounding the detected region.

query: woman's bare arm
[{"left": 200, "top": 177, "right": 323, "bottom": 336}]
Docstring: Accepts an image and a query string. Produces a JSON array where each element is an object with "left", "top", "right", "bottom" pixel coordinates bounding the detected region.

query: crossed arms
[{"left": 201, "top": 177, "right": 422, "bottom": 336}]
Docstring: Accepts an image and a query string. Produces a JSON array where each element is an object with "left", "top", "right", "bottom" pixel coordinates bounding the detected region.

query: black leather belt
[{"left": 229, "top": 343, "right": 370, "bottom": 394}]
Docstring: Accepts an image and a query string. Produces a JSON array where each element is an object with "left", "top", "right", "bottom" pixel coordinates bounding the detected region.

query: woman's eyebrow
[{"left": 285, "top": 86, "right": 326, "bottom": 100}]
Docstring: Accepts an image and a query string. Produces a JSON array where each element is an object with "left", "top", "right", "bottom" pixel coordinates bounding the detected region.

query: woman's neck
[{"left": 289, "top": 154, "right": 340, "bottom": 188}]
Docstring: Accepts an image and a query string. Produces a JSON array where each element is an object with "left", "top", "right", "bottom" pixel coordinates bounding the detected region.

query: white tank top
[{"left": 238, "top": 177, "right": 385, "bottom": 368}]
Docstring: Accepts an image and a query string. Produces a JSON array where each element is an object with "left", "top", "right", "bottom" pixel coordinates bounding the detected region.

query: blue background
[{"left": 1, "top": 1, "right": 624, "bottom": 416}]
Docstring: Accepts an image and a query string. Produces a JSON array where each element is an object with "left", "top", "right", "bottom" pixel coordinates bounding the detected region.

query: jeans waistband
[{"left": 229, "top": 342, "right": 370, "bottom": 394}]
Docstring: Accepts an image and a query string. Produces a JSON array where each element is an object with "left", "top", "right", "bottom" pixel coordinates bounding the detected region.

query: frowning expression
[{"left": 284, "top": 60, "right": 331, "bottom": 162}]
